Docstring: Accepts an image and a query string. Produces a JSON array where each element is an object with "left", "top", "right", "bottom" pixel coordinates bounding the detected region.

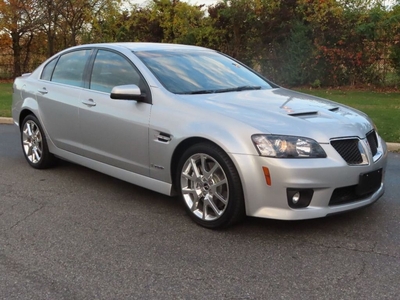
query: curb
[
  {"left": 387, "top": 143, "right": 400, "bottom": 153},
  {"left": 0, "top": 117, "right": 13, "bottom": 124},
  {"left": 0, "top": 116, "right": 399, "bottom": 152}
]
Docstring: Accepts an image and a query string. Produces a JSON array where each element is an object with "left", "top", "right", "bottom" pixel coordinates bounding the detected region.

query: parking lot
[{"left": 1, "top": 124, "right": 399, "bottom": 299}]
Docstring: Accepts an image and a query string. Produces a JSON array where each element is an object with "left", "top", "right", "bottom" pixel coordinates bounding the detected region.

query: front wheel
[
  {"left": 176, "top": 143, "right": 245, "bottom": 229},
  {"left": 21, "top": 115, "right": 56, "bottom": 169}
]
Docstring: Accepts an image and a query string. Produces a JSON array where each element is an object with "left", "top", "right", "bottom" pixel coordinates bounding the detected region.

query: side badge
[{"left": 151, "top": 164, "right": 165, "bottom": 170}]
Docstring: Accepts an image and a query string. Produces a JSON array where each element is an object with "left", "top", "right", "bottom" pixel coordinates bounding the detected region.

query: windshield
[{"left": 134, "top": 50, "right": 272, "bottom": 94}]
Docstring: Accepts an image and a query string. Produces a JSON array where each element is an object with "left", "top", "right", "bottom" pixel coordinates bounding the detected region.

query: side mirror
[{"left": 110, "top": 84, "right": 146, "bottom": 101}]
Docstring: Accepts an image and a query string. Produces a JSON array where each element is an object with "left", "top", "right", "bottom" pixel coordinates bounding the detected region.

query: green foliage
[
  {"left": 390, "top": 44, "right": 400, "bottom": 77},
  {"left": 1, "top": 0, "right": 400, "bottom": 87},
  {"left": 147, "top": 0, "right": 205, "bottom": 44},
  {"left": 275, "top": 21, "right": 317, "bottom": 86},
  {"left": 388, "top": 4, "right": 400, "bottom": 78},
  {"left": 311, "top": 79, "right": 321, "bottom": 88}
]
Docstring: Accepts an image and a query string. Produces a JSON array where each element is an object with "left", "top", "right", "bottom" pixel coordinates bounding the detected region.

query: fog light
[
  {"left": 287, "top": 188, "right": 314, "bottom": 208},
  {"left": 292, "top": 192, "right": 300, "bottom": 204}
]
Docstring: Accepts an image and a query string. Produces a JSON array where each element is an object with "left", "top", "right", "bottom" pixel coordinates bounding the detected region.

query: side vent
[{"left": 156, "top": 132, "right": 172, "bottom": 143}]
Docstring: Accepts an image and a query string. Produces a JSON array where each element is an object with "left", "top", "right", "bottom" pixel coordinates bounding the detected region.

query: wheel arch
[
  {"left": 19, "top": 109, "right": 36, "bottom": 130},
  {"left": 171, "top": 137, "right": 247, "bottom": 228},
  {"left": 170, "top": 137, "right": 245, "bottom": 196},
  {"left": 19, "top": 113, "right": 57, "bottom": 169}
]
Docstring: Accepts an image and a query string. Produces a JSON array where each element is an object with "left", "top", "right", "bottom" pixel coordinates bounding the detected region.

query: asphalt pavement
[{"left": 1, "top": 124, "right": 400, "bottom": 299}]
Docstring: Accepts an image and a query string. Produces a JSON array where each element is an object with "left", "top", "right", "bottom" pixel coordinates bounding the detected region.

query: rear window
[
  {"left": 51, "top": 50, "right": 91, "bottom": 87},
  {"left": 41, "top": 58, "right": 58, "bottom": 81}
]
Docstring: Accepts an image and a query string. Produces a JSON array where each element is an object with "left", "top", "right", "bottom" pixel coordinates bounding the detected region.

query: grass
[
  {"left": 0, "top": 83, "right": 399, "bottom": 142},
  {"left": 0, "top": 82, "right": 12, "bottom": 117}
]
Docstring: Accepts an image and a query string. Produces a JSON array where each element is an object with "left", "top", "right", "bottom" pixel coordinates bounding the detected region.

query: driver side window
[{"left": 90, "top": 50, "right": 141, "bottom": 93}]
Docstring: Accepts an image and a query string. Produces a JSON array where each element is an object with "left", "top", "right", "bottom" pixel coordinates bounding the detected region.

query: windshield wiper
[
  {"left": 179, "top": 85, "right": 262, "bottom": 95},
  {"left": 215, "top": 85, "right": 262, "bottom": 93},
  {"left": 179, "top": 89, "right": 216, "bottom": 95}
]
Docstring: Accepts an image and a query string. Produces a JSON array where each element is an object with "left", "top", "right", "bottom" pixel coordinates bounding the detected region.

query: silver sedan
[{"left": 12, "top": 43, "right": 388, "bottom": 228}]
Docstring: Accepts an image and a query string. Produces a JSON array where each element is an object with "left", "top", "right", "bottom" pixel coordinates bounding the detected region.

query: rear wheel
[
  {"left": 177, "top": 143, "right": 245, "bottom": 228},
  {"left": 21, "top": 115, "right": 56, "bottom": 169}
]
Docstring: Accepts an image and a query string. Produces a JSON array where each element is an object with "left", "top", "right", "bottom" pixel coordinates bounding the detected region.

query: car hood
[{"left": 180, "top": 88, "right": 373, "bottom": 143}]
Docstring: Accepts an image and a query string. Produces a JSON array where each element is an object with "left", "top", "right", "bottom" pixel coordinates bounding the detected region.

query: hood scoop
[
  {"left": 289, "top": 111, "right": 318, "bottom": 117},
  {"left": 288, "top": 106, "right": 340, "bottom": 118}
]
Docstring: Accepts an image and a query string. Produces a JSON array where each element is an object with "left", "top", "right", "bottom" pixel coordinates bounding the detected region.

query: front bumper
[{"left": 231, "top": 139, "right": 388, "bottom": 220}]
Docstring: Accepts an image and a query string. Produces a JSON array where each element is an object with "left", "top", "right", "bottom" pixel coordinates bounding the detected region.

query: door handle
[
  {"left": 82, "top": 99, "right": 96, "bottom": 107},
  {"left": 38, "top": 88, "right": 48, "bottom": 95}
]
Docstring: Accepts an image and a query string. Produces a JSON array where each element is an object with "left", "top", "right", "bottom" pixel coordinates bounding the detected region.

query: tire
[
  {"left": 20, "top": 114, "right": 56, "bottom": 169},
  {"left": 176, "top": 142, "right": 245, "bottom": 229}
]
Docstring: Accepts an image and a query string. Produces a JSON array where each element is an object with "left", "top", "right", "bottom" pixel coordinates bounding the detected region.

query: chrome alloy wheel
[
  {"left": 180, "top": 153, "right": 229, "bottom": 221},
  {"left": 22, "top": 120, "right": 43, "bottom": 164}
]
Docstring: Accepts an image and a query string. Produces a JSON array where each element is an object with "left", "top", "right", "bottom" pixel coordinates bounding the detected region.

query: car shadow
[{"left": 49, "top": 159, "right": 384, "bottom": 238}]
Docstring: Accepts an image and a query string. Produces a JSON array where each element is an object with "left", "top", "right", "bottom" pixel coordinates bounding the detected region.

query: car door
[
  {"left": 78, "top": 49, "right": 152, "bottom": 176},
  {"left": 37, "top": 49, "right": 92, "bottom": 153}
]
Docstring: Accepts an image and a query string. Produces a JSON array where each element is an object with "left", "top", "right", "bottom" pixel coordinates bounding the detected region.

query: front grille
[
  {"left": 331, "top": 139, "right": 363, "bottom": 164},
  {"left": 329, "top": 184, "right": 380, "bottom": 206},
  {"left": 366, "top": 130, "right": 378, "bottom": 156},
  {"left": 331, "top": 130, "right": 379, "bottom": 165}
]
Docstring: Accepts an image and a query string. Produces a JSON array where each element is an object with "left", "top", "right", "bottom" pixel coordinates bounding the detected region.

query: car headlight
[{"left": 252, "top": 134, "right": 327, "bottom": 158}]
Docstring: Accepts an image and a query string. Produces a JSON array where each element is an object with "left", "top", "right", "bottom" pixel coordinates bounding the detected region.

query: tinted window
[
  {"left": 90, "top": 50, "right": 141, "bottom": 93},
  {"left": 52, "top": 50, "right": 91, "bottom": 87},
  {"left": 41, "top": 58, "right": 58, "bottom": 81},
  {"left": 135, "top": 50, "right": 271, "bottom": 94}
]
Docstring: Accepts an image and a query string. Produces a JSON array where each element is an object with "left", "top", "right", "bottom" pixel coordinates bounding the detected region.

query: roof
[{"left": 80, "top": 42, "right": 211, "bottom": 52}]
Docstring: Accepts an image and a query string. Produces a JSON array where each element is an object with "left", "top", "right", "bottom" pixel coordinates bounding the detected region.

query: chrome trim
[{"left": 357, "top": 139, "right": 369, "bottom": 165}]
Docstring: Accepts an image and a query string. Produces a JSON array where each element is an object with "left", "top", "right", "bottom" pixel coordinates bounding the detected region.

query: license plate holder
[{"left": 355, "top": 168, "right": 383, "bottom": 196}]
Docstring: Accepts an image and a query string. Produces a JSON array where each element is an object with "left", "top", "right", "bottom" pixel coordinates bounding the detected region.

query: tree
[
  {"left": 148, "top": 0, "right": 205, "bottom": 44},
  {"left": 388, "top": 3, "right": 400, "bottom": 78},
  {"left": 0, "top": 0, "right": 40, "bottom": 76},
  {"left": 37, "top": 0, "right": 64, "bottom": 56}
]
